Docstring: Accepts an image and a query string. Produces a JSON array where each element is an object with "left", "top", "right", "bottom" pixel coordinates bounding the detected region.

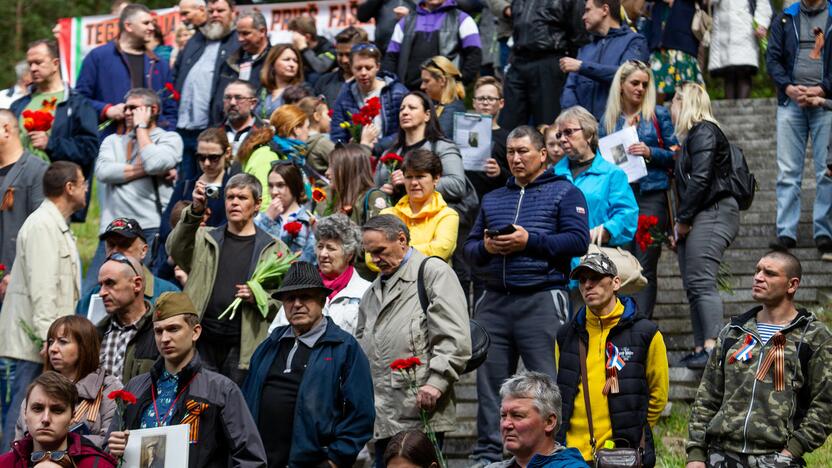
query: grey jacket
[
  {"left": 356, "top": 250, "right": 471, "bottom": 439},
  {"left": 0, "top": 151, "right": 47, "bottom": 269},
  {"left": 16, "top": 367, "right": 122, "bottom": 447},
  {"left": 485, "top": 0, "right": 512, "bottom": 39}
]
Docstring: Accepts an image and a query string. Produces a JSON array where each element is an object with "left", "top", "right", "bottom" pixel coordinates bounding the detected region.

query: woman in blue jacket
[{"left": 600, "top": 60, "right": 678, "bottom": 317}]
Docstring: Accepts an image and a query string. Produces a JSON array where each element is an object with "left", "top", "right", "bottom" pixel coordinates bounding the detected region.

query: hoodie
[
  {"left": 0, "top": 432, "right": 116, "bottom": 468},
  {"left": 381, "top": 191, "right": 460, "bottom": 260}
]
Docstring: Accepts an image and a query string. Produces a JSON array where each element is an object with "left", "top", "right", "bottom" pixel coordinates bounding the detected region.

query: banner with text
[{"left": 57, "top": 1, "right": 374, "bottom": 85}]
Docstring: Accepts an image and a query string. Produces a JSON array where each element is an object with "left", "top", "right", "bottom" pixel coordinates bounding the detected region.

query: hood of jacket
[
  {"left": 574, "top": 294, "right": 640, "bottom": 330},
  {"left": 784, "top": 0, "right": 832, "bottom": 17},
  {"left": 10, "top": 432, "right": 116, "bottom": 465},
  {"left": 389, "top": 191, "right": 449, "bottom": 221}
]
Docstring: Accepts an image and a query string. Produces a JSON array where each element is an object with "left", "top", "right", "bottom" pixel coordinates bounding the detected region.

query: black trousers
[
  {"left": 499, "top": 53, "right": 566, "bottom": 129},
  {"left": 629, "top": 189, "right": 670, "bottom": 319}
]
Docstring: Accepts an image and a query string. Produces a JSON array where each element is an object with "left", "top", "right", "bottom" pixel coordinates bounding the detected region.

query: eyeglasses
[
  {"left": 350, "top": 43, "right": 378, "bottom": 53},
  {"left": 196, "top": 152, "right": 224, "bottom": 163},
  {"left": 473, "top": 96, "right": 500, "bottom": 103},
  {"left": 555, "top": 128, "right": 583, "bottom": 139},
  {"left": 106, "top": 252, "right": 140, "bottom": 277},
  {"left": 31, "top": 450, "right": 68, "bottom": 463},
  {"left": 223, "top": 94, "right": 255, "bottom": 102}
]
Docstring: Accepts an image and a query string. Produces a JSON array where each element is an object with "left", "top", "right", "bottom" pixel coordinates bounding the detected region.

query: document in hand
[{"left": 598, "top": 126, "right": 648, "bottom": 183}]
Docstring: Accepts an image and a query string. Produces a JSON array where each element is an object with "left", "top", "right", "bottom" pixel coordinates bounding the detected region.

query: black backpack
[
  {"left": 724, "top": 142, "right": 757, "bottom": 211},
  {"left": 417, "top": 256, "right": 490, "bottom": 374}
]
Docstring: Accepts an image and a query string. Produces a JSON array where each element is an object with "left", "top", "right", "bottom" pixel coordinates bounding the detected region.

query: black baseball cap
[{"left": 99, "top": 217, "right": 146, "bottom": 242}]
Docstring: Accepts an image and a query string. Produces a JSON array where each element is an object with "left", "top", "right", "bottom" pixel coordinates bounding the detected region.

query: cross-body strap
[
  {"left": 578, "top": 339, "right": 597, "bottom": 454},
  {"left": 417, "top": 256, "right": 445, "bottom": 314}
]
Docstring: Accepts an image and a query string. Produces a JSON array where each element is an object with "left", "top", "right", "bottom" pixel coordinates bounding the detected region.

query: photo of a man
[
  {"left": 140, "top": 436, "right": 166, "bottom": 468},
  {"left": 611, "top": 143, "right": 627, "bottom": 165}
]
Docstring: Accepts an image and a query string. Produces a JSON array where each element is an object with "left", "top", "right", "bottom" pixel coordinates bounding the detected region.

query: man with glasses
[
  {"left": 464, "top": 126, "right": 590, "bottom": 467},
  {"left": 76, "top": 3, "right": 178, "bottom": 139},
  {"left": 87, "top": 88, "right": 182, "bottom": 292},
  {"left": 221, "top": 80, "right": 264, "bottom": 158},
  {"left": 559, "top": 0, "right": 648, "bottom": 120},
  {"left": 0, "top": 161, "right": 87, "bottom": 450},
  {"left": 96, "top": 252, "right": 160, "bottom": 385}
]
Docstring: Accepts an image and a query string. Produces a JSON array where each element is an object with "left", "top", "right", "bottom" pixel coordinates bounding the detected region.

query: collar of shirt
[{"left": 279, "top": 316, "right": 328, "bottom": 348}]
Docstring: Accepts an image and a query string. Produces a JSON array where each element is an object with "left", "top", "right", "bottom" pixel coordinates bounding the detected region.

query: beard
[{"left": 201, "top": 21, "right": 230, "bottom": 41}]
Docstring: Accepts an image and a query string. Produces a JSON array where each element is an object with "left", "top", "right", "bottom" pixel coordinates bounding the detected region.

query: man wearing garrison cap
[{"left": 106, "top": 292, "right": 267, "bottom": 468}]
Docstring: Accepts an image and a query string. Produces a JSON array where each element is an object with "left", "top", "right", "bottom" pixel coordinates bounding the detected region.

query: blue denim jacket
[
  {"left": 254, "top": 206, "right": 316, "bottom": 264},
  {"left": 599, "top": 105, "right": 678, "bottom": 192}
]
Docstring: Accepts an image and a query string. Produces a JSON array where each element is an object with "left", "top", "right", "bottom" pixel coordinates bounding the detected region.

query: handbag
[
  {"left": 691, "top": 1, "right": 713, "bottom": 47},
  {"left": 579, "top": 340, "right": 644, "bottom": 468},
  {"left": 585, "top": 244, "right": 647, "bottom": 295},
  {"left": 418, "top": 256, "right": 490, "bottom": 374}
]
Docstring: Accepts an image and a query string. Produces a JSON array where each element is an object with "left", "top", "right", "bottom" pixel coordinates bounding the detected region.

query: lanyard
[{"left": 150, "top": 372, "right": 198, "bottom": 428}]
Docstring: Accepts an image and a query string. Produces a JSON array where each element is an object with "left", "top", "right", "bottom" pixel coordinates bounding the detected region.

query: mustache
[{"left": 201, "top": 22, "right": 230, "bottom": 40}]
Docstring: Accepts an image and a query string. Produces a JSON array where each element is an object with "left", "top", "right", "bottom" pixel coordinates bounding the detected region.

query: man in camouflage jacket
[{"left": 686, "top": 250, "right": 832, "bottom": 468}]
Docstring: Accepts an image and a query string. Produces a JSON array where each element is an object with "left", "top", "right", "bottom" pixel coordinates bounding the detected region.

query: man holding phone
[{"left": 464, "top": 125, "right": 590, "bottom": 466}]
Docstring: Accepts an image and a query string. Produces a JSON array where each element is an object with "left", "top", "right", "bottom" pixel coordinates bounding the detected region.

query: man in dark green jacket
[{"left": 687, "top": 250, "right": 832, "bottom": 467}]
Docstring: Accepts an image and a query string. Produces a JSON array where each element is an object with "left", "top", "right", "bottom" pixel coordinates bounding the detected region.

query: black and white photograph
[
  {"left": 140, "top": 435, "right": 166, "bottom": 468},
  {"left": 611, "top": 143, "right": 627, "bottom": 165}
]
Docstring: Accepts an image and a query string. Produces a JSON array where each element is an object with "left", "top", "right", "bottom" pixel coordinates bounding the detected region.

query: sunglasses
[
  {"left": 124, "top": 105, "right": 156, "bottom": 112},
  {"left": 555, "top": 127, "right": 583, "bottom": 139},
  {"left": 196, "top": 152, "right": 224, "bottom": 163},
  {"left": 351, "top": 43, "right": 378, "bottom": 53},
  {"left": 106, "top": 252, "right": 140, "bottom": 277},
  {"left": 31, "top": 450, "right": 68, "bottom": 463}
]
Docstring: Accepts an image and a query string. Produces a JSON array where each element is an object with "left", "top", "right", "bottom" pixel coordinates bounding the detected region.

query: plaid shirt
[{"left": 100, "top": 317, "right": 140, "bottom": 379}]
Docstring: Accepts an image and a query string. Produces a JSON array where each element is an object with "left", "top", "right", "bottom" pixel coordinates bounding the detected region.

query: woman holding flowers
[
  {"left": 254, "top": 161, "right": 316, "bottom": 263},
  {"left": 13, "top": 316, "right": 122, "bottom": 448},
  {"left": 381, "top": 149, "right": 459, "bottom": 261},
  {"left": 330, "top": 42, "right": 408, "bottom": 153},
  {"left": 600, "top": 61, "right": 678, "bottom": 318},
  {"left": 237, "top": 104, "right": 312, "bottom": 212}
]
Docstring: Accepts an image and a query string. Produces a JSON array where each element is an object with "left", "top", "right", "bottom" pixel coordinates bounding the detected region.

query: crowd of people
[{"left": 0, "top": 0, "right": 831, "bottom": 466}]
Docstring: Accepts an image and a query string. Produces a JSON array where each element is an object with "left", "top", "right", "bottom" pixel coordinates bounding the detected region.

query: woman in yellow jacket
[{"left": 381, "top": 148, "right": 459, "bottom": 261}]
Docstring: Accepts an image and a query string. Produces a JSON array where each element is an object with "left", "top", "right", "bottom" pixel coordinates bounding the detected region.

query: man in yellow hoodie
[{"left": 555, "top": 252, "right": 668, "bottom": 466}]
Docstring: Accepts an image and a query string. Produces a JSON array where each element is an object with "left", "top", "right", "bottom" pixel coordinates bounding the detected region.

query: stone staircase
[{"left": 442, "top": 98, "right": 832, "bottom": 465}]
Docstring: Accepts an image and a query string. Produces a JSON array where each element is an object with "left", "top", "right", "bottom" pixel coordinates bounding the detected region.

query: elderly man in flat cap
[
  {"left": 243, "top": 261, "right": 375, "bottom": 468},
  {"left": 106, "top": 292, "right": 267, "bottom": 468}
]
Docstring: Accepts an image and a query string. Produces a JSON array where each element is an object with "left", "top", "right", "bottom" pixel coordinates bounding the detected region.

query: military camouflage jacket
[{"left": 687, "top": 307, "right": 832, "bottom": 463}]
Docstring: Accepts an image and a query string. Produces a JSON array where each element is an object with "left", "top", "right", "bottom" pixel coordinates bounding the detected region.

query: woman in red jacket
[{"left": 0, "top": 372, "right": 116, "bottom": 468}]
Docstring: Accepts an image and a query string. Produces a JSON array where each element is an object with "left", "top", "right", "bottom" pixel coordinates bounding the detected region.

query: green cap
[{"left": 153, "top": 292, "right": 199, "bottom": 322}]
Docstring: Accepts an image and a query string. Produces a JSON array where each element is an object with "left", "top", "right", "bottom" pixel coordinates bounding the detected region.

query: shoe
[
  {"left": 685, "top": 350, "right": 710, "bottom": 370},
  {"left": 815, "top": 235, "right": 832, "bottom": 254},
  {"left": 769, "top": 236, "right": 797, "bottom": 250}
]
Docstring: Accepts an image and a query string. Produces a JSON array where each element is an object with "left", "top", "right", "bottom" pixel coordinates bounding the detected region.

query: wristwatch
[{"left": 137, "top": 123, "right": 148, "bottom": 129}]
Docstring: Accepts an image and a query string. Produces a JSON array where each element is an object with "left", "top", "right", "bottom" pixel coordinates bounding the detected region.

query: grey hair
[
  {"left": 226, "top": 173, "right": 262, "bottom": 201},
  {"left": 500, "top": 371, "right": 562, "bottom": 437},
  {"left": 124, "top": 88, "right": 162, "bottom": 109},
  {"left": 238, "top": 10, "right": 267, "bottom": 30},
  {"left": 507, "top": 125, "right": 545, "bottom": 150},
  {"left": 362, "top": 214, "right": 410, "bottom": 243},
  {"left": 555, "top": 106, "right": 599, "bottom": 152},
  {"left": 315, "top": 214, "right": 363, "bottom": 264},
  {"left": 14, "top": 61, "right": 28, "bottom": 81}
]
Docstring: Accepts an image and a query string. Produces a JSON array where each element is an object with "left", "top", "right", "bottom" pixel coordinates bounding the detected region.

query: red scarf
[{"left": 321, "top": 265, "right": 354, "bottom": 300}]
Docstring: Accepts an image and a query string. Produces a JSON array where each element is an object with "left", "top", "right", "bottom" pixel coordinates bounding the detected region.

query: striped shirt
[{"left": 757, "top": 323, "right": 784, "bottom": 344}]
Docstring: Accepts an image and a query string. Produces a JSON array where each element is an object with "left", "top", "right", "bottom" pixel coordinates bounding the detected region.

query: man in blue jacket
[
  {"left": 75, "top": 4, "right": 178, "bottom": 139},
  {"left": 766, "top": 0, "right": 832, "bottom": 255},
  {"left": 465, "top": 125, "right": 590, "bottom": 466},
  {"left": 10, "top": 39, "right": 99, "bottom": 223},
  {"left": 560, "top": 0, "right": 648, "bottom": 120},
  {"left": 242, "top": 262, "right": 374, "bottom": 468}
]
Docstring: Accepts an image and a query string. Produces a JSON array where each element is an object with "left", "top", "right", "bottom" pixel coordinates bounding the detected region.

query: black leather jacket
[
  {"left": 675, "top": 121, "right": 733, "bottom": 224},
  {"left": 510, "top": 0, "right": 587, "bottom": 56}
]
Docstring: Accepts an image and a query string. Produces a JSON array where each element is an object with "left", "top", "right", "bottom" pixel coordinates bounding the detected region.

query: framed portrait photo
[{"left": 122, "top": 424, "right": 190, "bottom": 468}]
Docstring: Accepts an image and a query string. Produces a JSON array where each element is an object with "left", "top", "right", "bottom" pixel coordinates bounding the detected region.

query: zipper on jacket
[{"left": 503, "top": 187, "right": 525, "bottom": 290}]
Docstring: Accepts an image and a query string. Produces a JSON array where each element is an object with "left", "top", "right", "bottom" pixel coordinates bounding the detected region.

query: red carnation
[
  {"left": 390, "top": 356, "right": 423, "bottom": 371},
  {"left": 380, "top": 153, "right": 403, "bottom": 165},
  {"left": 108, "top": 390, "right": 137, "bottom": 405},
  {"left": 283, "top": 221, "right": 304, "bottom": 237}
]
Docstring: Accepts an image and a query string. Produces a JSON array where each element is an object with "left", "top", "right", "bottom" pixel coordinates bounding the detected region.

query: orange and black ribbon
[
  {"left": 181, "top": 399, "right": 209, "bottom": 443},
  {"left": 0, "top": 187, "right": 14, "bottom": 211},
  {"left": 755, "top": 333, "right": 787, "bottom": 391}
]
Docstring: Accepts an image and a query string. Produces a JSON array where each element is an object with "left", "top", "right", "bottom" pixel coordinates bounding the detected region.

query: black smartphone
[{"left": 485, "top": 224, "right": 517, "bottom": 237}]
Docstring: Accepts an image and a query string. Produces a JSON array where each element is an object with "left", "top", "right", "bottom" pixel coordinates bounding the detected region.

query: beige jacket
[
  {"left": 356, "top": 250, "right": 471, "bottom": 439},
  {"left": 0, "top": 199, "right": 80, "bottom": 363}
]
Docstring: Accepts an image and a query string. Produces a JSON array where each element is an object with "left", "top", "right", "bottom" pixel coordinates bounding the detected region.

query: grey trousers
[
  {"left": 471, "top": 288, "right": 569, "bottom": 462},
  {"left": 677, "top": 197, "right": 740, "bottom": 347}
]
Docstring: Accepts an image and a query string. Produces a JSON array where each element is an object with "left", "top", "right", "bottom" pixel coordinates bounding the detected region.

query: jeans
[
  {"left": 0, "top": 360, "right": 42, "bottom": 449},
  {"left": 471, "top": 289, "right": 569, "bottom": 462},
  {"left": 177, "top": 128, "right": 204, "bottom": 183},
  {"left": 677, "top": 198, "right": 739, "bottom": 348},
  {"left": 81, "top": 228, "right": 160, "bottom": 295},
  {"left": 630, "top": 190, "right": 670, "bottom": 319},
  {"left": 499, "top": 53, "right": 566, "bottom": 129},
  {"left": 775, "top": 99, "right": 832, "bottom": 240}
]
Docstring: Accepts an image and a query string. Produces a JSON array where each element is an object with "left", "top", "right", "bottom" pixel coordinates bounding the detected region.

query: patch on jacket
[
  {"left": 618, "top": 346, "right": 634, "bottom": 362},
  {"left": 576, "top": 206, "right": 586, "bottom": 215}
]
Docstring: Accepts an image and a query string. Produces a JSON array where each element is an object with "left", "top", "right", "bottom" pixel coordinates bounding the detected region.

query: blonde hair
[
  {"left": 422, "top": 56, "right": 465, "bottom": 104},
  {"left": 603, "top": 61, "right": 657, "bottom": 135},
  {"left": 673, "top": 82, "right": 719, "bottom": 141},
  {"left": 554, "top": 106, "right": 600, "bottom": 152}
]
